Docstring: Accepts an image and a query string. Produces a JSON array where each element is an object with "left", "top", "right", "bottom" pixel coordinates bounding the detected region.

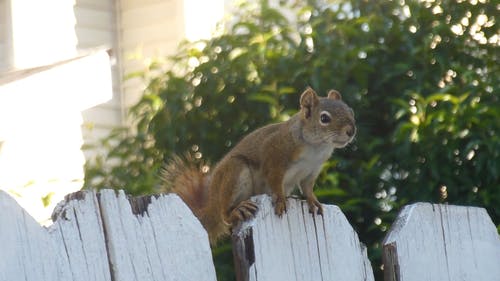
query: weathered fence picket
[
  {"left": 1, "top": 189, "right": 499, "bottom": 281},
  {"left": 383, "top": 203, "right": 500, "bottom": 281},
  {"left": 232, "top": 195, "right": 374, "bottom": 281},
  {"left": 0, "top": 190, "right": 216, "bottom": 281}
]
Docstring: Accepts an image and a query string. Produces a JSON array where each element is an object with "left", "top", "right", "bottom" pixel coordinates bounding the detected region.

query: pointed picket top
[
  {"left": 383, "top": 203, "right": 500, "bottom": 281},
  {"left": 0, "top": 189, "right": 216, "bottom": 281},
  {"left": 232, "top": 195, "right": 374, "bottom": 281}
]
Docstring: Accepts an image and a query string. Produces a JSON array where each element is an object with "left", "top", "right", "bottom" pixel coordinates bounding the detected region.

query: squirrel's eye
[{"left": 320, "top": 112, "right": 332, "bottom": 125}]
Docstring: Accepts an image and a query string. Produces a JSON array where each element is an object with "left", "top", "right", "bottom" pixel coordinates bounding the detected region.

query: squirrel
[{"left": 161, "top": 87, "right": 356, "bottom": 244}]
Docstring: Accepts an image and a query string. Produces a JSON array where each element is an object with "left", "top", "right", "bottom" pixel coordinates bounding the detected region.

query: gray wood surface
[
  {"left": 0, "top": 190, "right": 216, "bottom": 281},
  {"left": 383, "top": 203, "right": 500, "bottom": 281},
  {"left": 232, "top": 195, "right": 374, "bottom": 281}
]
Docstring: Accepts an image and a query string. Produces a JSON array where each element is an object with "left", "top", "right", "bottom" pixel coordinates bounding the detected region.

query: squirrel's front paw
[
  {"left": 306, "top": 196, "right": 324, "bottom": 216},
  {"left": 273, "top": 196, "right": 287, "bottom": 217}
]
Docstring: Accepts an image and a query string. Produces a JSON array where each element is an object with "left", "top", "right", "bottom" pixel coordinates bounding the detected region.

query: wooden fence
[{"left": 0, "top": 189, "right": 499, "bottom": 281}]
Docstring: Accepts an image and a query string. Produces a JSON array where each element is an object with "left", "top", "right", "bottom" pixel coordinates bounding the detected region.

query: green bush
[{"left": 84, "top": 0, "right": 499, "bottom": 279}]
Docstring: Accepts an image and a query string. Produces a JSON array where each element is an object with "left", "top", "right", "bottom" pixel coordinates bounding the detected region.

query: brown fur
[
  {"left": 161, "top": 154, "right": 210, "bottom": 219},
  {"left": 161, "top": 87, "right": 356, "bottom": 244}
]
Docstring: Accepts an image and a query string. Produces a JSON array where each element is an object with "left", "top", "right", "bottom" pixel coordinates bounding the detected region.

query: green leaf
[
  {"left": 41, "top": 192, "right": 54, "bottom": 207},
  {"left": 248, "top": 93, "right": 278, "bottom": 105}
]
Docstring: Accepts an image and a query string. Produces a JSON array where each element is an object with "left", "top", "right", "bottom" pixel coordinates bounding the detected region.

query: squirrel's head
[{"left": 299, "top": 87, "right": 356, "bottom": 148}]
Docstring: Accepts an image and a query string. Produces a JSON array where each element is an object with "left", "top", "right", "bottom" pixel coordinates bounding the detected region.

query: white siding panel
[
  {"left": 0, "top": 23, "right": 5, "bottom": 41},
  {"left": 75, "top": 27, "right": 114, "bottom": 48},
  {"left": 0, "top": 43, "right": 5, "bottom": 63},
  {"left": 120, "top": 42, "right": 178, "bottom": 72},
  {"left": 121, "top": 2, "right": 182, "bottom": 29},
  {"left": 72, "top": 0, "right": 116, "bottom": 49},
  {"left": 75, "top": 0, "right": 113, "bottom": 10},
  {"left": 74, "top": 6, "right": 114, "bottom": 30},
  {"left": 82, "top": 125, "right": 118, "bottom": 142},
  {"left": 70, "top": 0, "right": 123, "bottom": 174},
  {"left": 0, "top": 0, "right": 11, "bottom": 72},
  {"left": 82, "top": 106, "right": 122, "bottom": 128},
  {"left": 121, "top": 23, "right": 182, "bottom": 48},
  {"left": 0, "top": 0, "right": 8, "bottom": 27},
  {"left": 81, "top": 125, "right": 121, "bottom": 160},
  {"left": 121, "top": 0, "right": 168, "bottom": 10},
  {"left": 86, "top": 94, "right": 121, "bottom": 109},
  {"left": 139, "top": 41, "right": 180, "bottom": 57},
  {"left": 118, "top": 0, "right": 186, "bottom": 124}
]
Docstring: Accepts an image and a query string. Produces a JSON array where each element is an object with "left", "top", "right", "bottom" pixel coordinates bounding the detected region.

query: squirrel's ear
[
  {"left": 327, "top": 89, "right": 342, "bottom": 100},
  {"left": 300, "top": 87, "right": 319, "bottom": 119}
]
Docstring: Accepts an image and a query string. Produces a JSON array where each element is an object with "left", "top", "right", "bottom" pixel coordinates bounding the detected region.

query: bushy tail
[
  {"left": 161, "top": 154, "right": 230, "bottom": 244},
  {"left": 160, "top": 154, "right": 210, "bottom": 220}
]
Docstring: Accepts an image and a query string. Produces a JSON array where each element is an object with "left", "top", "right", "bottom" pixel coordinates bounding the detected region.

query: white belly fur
[{"left": 283, "top": 144, "right": 334, "bottom": 195}]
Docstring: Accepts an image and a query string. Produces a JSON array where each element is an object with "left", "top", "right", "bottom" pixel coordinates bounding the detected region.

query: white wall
[
  {"left": 118, "top": 0, "right": 225, "bottom": 111},
  {"left": 0, "top": 0, "right": 123, "bottom": 158},
  {"left": 0, "top": 51, "right": 113, "bottom": 224},
  {"left": 0, "top": 0, "right": 120, "bottom": 223},
  {"left": 73, "top": 0, "right": 124, "bottom": 160},
  {"left": 0, "top": 0, "right": 12, "bottom": 72},
  {"left": 9, "top": 0, "right": 79, "bottom": 69},
  {"left": 0, "top": 0, "right": 229, "bottom": 223},
  {"left": 118, "top": 0, "right": 186, "bottom": 109}
]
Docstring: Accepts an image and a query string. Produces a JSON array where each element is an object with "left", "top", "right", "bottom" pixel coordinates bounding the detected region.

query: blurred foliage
[{"left": 84, "top": 0, "right": 499, "bottom": 279}]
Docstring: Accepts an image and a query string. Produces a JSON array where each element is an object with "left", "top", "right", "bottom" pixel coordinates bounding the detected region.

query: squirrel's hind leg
[
  {"left": 228, "top": 200, "right": 258, "bottom": 225},
  {"left": 215, "top": 159, "right": 259, "bottom": 225}
]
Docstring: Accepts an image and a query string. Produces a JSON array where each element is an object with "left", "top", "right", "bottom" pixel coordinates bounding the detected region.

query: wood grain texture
[
  {"left": 383, "top": 203, "right": 500, "bottom": 281},
  {"left": 0, "top": 190, "right": 111, "bottom": 281},
  {"left": 4, "top": 189, "right": 498, "bottom": 281},
  {"left": 232, "top": 195, "right": 374, "bottom": 281},
  {"left": 50, "top": 190, "right": 111, "bottom": 281},
  {"left": 98, "top": 190, "right": 216, "bottom": 281},
  {"left": 0, "top": 189, "right": 216, "bottom": 281},
  {"left": 0, "top": 190, "right": 60, "bottom": 281}
]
